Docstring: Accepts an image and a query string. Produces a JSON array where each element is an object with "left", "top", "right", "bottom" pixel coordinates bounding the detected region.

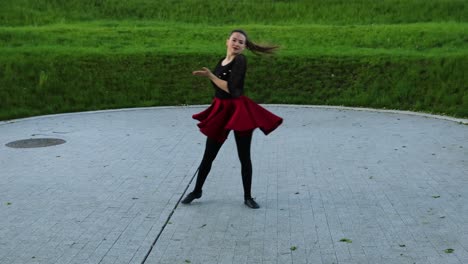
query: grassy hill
[
  {"left": 2, "top": 0, "right": 467, "bottom": 25},
  {"left": 1, "top": 0, "right": 467, "bottom": 120}
]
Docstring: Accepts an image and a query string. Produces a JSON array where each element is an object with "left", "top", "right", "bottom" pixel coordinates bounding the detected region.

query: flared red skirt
[{"left": 193, "top": 96, "right": 283, "bottom": 142}]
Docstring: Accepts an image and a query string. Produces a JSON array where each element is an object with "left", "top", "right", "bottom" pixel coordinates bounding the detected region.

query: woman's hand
[
  {"left": 192, "top": 67, "right": 213, "bottom": 78},
  {"left": 193, "top": 67, "right": 229, "bottom": 93}
]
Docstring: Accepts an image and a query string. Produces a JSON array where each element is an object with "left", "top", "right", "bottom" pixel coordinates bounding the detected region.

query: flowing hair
[{"left": 230, "top": 29, "right": 278, "bottom": 55}]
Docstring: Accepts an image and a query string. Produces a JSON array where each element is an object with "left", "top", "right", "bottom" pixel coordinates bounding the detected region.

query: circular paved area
[{"left": 0, "top": 105, "right": 467, "bottom": 264}]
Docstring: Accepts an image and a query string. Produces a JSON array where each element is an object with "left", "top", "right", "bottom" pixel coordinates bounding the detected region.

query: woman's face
[{"left": 226, "top": 32, "right": 246, "bottom": 55}]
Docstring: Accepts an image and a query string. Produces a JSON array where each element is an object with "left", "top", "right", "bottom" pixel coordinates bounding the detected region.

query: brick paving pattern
[{"left": 0, "top": 106, "right": 467, "bottom": 264}]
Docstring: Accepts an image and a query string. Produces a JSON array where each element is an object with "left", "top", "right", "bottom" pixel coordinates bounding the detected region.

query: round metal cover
[{"left": 5, "top": 138, "right": 66, "bottom": 148}]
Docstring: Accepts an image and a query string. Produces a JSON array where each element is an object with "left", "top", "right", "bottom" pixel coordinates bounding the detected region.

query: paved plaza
[{"left": 0, "top": 105, "right": 467, "bottom": 264}]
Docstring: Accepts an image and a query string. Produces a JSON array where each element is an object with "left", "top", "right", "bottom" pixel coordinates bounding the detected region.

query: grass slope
[
  {"left": 0, "top": 1, "right": 467, "bottom": 120},
  {"left": 1, "top": 0, "right": 467, "bottom": 26}
]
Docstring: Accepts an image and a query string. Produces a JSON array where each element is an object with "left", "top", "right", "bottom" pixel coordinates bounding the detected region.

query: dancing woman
[{"left": 181, "top": 29, "right": 283, "bottom": 209}]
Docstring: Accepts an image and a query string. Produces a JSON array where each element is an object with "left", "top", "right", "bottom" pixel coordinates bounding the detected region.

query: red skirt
[{"left": 193, "top": 96, "right": 283, "bottom": 142}]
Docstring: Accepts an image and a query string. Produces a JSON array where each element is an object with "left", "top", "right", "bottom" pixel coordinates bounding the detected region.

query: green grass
[
  {"left": 0, "top": 1, "right": 467, "bottom": 120},
  {"left": 1, "top": 22, "right": 466, "bottom": 56},
  {"left": 1, "top": 0, "right": 467, "bottom": 26}
]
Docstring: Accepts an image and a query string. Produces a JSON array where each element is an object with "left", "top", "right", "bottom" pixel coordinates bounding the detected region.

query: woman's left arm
[{"left": 226, "top": 55, "right": 246, "bottom": 98}]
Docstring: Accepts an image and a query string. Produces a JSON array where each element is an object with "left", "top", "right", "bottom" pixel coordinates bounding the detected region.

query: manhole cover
[{"left": 5, "top": 138, "right": 66, "bottom": 148}]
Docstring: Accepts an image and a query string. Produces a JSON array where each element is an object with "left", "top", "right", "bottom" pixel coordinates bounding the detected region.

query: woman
[{"left": 181, "top": 29, "right": 283, "bottom": 209}]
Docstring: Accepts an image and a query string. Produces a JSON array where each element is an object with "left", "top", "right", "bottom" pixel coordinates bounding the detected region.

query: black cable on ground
[{"left": 140, "top": 167, "right": 199, "bottom": 264}]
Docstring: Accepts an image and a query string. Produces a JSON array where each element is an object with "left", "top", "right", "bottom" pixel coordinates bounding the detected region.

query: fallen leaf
[
  {"left": 444, "top": 248, "right": 454, "bottom": 253},
  {"left": 339, "top": 238, "right": 352, "bottom": 243}
]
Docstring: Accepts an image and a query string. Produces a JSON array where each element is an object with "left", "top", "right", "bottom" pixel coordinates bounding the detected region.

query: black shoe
[
  {"left": 181, "top": 191, "right": 202, "bottom": 204},
  {"left": 244, "top": 198, "right": 260, "bottom": 209}
]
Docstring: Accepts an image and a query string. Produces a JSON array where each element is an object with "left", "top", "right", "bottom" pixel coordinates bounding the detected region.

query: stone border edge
[
  {"left": 270, "top": 104, "right": 468, "bottom": 125},
  {"left": 1, "top": 104, "right": 467, "bottom": 125}
]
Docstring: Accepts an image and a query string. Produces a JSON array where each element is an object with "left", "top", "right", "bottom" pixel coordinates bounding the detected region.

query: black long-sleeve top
[{"left": 212, "top": 54, "right": 247, "bottom": 99}]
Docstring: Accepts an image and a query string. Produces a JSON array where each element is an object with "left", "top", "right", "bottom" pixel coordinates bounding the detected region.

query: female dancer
[{"left": 181, "top": 29, "right": 283, "bottom": 209}]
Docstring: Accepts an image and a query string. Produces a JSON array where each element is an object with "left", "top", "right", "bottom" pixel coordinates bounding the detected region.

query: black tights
[{"left": 193, "top": 131, "right": 253, "bottom": 199}]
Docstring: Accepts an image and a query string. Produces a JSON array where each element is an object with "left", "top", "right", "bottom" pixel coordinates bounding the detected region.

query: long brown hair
[{"left": 230, "top": 29, "right": 278, "bottom": 55}]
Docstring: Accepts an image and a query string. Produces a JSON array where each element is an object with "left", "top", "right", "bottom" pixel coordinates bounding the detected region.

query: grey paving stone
[{"left": 0, "top": 106, "right": 467, "bottom": 264}]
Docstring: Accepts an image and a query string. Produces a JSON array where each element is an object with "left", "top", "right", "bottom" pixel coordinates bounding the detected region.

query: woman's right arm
[
  {"left": 192, "top": 68, "right": 229, "bottom": 93},
  {"left": 192, "top": 55, "right": 247, "bottom": 97}
]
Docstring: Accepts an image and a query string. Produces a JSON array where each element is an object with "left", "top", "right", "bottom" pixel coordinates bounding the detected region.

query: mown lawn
[{"left": 1, "top": 1, "right": 467, "bottom": 120}]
